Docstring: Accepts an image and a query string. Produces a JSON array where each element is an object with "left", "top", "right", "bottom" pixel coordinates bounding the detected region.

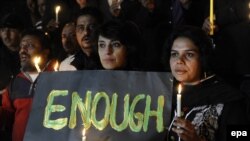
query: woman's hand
[{"left": 172, "top": 117, "right": 205, "bottom": 141}]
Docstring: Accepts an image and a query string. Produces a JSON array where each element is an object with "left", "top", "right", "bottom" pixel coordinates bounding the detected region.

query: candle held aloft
[
  {"left": 55, "top": 6, "right": 61, "bottom": 23},
  {"left": 82, "top": 129, "right": 86, "bottom": 141},
  {"left": 177, "top": 84, "right": 182, "bottom": 117},
  {"left": 33, "top": 56, "right": 41, "bottom": 73},
  {"left": 209, "top": 0, "right": 214, "bottom": 35}
]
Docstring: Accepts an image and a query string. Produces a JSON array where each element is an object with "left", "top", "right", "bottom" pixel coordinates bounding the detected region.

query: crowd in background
[{"left": 0, "top": 0, "right": 250, "bottom": 141}]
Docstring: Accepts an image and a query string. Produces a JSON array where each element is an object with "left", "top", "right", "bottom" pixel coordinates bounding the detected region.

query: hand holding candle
[
  {"left": 55, "top": 6, "right": 61, "bottom": 23},
  {"left": 177, "top": 84, "right": 182, "bottom": 117},
  {"left": 33, "top": 56, "right": 41, "bottom": 73}
]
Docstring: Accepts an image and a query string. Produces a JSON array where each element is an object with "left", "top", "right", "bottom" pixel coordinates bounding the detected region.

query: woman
[
  {"left": 96, "top": 20, "right": 142, "bottom": 70},
  {"left": 163, "top": 26, "right": 249, "bottom": 141}
]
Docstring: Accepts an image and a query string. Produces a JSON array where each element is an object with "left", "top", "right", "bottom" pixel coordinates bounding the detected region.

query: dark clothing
[
  {"left": 168, "top": 75, "right": 249, "bottom": 141},
  {"left": 0, "top": 43, "right": 20, "bottom": 90},
  {"left": 209, "top": 0, "right": 250, "bottom": 77},
  {"left": 71, "top": 51, "right": 101, "bottom": 70}
]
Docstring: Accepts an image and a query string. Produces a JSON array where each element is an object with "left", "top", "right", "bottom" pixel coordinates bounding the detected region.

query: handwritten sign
[{"left": 24, "top": 70, "right": 173, "bottom": 141}]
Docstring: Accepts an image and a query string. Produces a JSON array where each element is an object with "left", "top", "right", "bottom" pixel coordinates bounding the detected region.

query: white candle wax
[
  {"left": 82, "top": 129, "right": 86, "bottom": 141},
  {"left": 209, "top": 0, "right": 214, "bottom": 35},
  {"left": 177, "top": 93, "right": 181, "bottom": 117},
  {"left": 176, "top": 84, "right": 182, "bottom": 117}
]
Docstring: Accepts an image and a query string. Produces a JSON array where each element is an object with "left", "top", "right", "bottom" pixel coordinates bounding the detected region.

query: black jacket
[{"left": 168, "top": 75, "right": 249, "bottom": 141}]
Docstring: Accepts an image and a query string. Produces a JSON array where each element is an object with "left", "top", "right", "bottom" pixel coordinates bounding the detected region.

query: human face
[
  {"left": 139, "top": 0, "right": 155, "bottom": 11},
  {"left": 76, "top": 0, "right": 87, "bottom": 8},
  {"left": 98, "top": 35, "right": 127, "bottom": 70},
  {"left": 37, "top": 0, "right": 46, "bottom": 17},
  {"left": 61, "top": 23, "right": 79, "bottom": 55},
  {"left": 19, "top": 35, "right": 43, "bottom": 71},
  {"left": 0, "top": 27, "right": 21, "bottom": 52},
  {"left": 170, "top": 37, "right": 201, "bottom": 85},
  {"left": 76, "top": 15, "right": 97, "bottom": 54},
  {"left": 26, "top": 0, "right": 36, "bottom": 13}
]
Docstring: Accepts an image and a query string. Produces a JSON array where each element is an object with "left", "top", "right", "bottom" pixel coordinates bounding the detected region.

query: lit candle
[
  {"left": 33, "top": 56, "right": 41, "bottom": 73},
  {"left": 209, "top": 0, "right": 214, "bottom": 35},
  {"left": 177, "top": 84, "right": 182, "bottom": 117},
  {"left": 82, "top": 128, "right": 86, "bottom": 141},
  {"left": 55, "top": 6, "right": 61, "bottom": 23},
  {"left": 54, "top": 61, "right": 59, "bottom": 71}
]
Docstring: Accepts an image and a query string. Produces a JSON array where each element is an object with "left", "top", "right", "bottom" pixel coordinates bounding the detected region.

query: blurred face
[
  {"left": 61, "top": 23, "right": 79, "bottom": 55},
  {"left": 76, "top": 0, "right": 87, "bottom": 8},
  {"left": 19, "top": 35, "right": 43, "bottom": 71},
  {"left": 170, "top": 37, "right": 201, "bottom": 85},
  {"left": 26, "top": 0, "right": 36, "bottom": 13},
  {"left": 76, "top": 15, "right": 97, "bottom": 54},
  {"left": 37, "top": 0, "right": 46, "bottom": 17},
  {"left": 0, "top": 27, "right": 21, "bottom": 51},
  {"left": 98, "top": 35, "right": 127, "bottom": 70},
  {"left": 139, "top": 0, "right": 155, "bottom": 11}
]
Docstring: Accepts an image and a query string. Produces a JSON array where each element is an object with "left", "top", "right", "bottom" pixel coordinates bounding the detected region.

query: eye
[
  {"left": 98, "top": 43, "right": 106, "bottom": 48},
  {"left": 186, "top": 52, "right": 195, "bottom": 58},
  {"left": 170, "top": 52, "right": 178, "bottom": 58},
  {"left": 88, "top": 24, "right": 96, "bottom": 30},
  {"left": 76, "top": 25, "right": 84, "bottom": 32},
  {"left": 111, "top": 41, "right": 122, "bottom": 48}
]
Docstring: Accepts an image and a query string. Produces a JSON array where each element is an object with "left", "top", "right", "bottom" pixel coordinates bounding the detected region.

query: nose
[
  {"left": 176, "top": 55, "right": 184, "bottom": 64},
  {"left": 104, "top": 45, "right": 113, "bottom": 55},
  {"left": 19, "top": 45, "right": 28, "bottom": 54}
]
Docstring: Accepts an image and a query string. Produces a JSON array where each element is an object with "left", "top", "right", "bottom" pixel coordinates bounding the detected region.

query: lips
[
  {"left": 174, "top": 69, "right": 187, "bottom": 75},
  {"left": 20, "top": 54, "right": 30, "bottom": 62},
  {"left": 103, "top": 58, "right": 115, "bottom": 63},
  {"left": 82, "top": 36, "right": 90, "bottom": 43}
]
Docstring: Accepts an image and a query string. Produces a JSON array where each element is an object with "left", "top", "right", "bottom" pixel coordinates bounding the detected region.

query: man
[
  {"left": 0, "top": 13, "right": 23, "bottom": 93},
  {"left": 73, "top": 7, "right": 102, "bottom": 69},
  {"left": 59, "top": 22, "right": 80, "bottom": 71},
  {"left": 0, "top": 29, "right": 55, "bottom": 141}
]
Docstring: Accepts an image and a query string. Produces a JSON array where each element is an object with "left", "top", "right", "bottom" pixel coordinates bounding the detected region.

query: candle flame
[
  {"left": 33, "top": 56, "right": 41, "bottom": 72},
  {"left": 178, "top": 84, "right": 182, "bottom": 94},
  {"left": 55, "top": 6, "right": 61, "bottom": 14},
  {"left": 82, "top": 128, "right": 86, "bottom": 136},
  {"left": 54, "top": 61, "right": 59, "bottom": 71}
]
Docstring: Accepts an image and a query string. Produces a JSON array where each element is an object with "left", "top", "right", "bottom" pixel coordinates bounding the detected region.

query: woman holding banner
[{"left": 163, "top": 26, "right": 249, "bottom": 141}]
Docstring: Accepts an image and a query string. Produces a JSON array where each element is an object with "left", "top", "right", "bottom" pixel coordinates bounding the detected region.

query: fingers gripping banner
[{"left": 24, "top": 70, "right": 173, "bottom": 141}]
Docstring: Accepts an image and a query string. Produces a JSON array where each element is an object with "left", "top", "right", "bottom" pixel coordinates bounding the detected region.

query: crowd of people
[{"left": 0, "top": 0, "right": 250, "bottom": 141}]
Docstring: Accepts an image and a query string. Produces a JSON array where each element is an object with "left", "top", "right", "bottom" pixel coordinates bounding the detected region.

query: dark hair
[
  {"left": 96, "top": 20, "right": 142, "bottom": 70},
  {"left": 162, "top": 26, "right": 214, "bottom": 76},
  {"left": 0, "top": 13, "right": 24, "bottom": 30},
  {"left": 76, "top": 6, "right": 103, "bottom": 24},
  {"left": 21, "top": 28, "right": 51, "bottom": 51}
]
